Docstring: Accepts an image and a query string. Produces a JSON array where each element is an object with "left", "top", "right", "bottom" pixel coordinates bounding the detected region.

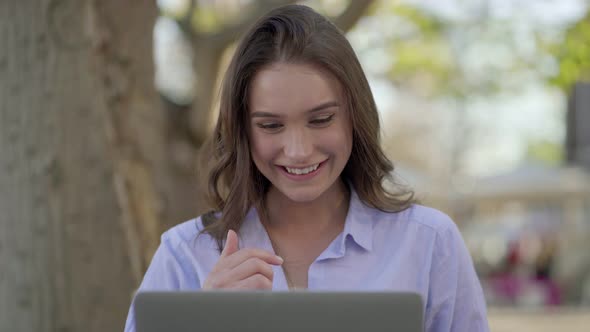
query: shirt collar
[
  {"left": 338, "top": 185, "right": 374, "bottom": 252},
  {"left": 307, "top": 184, "right": 375, "bottom": 260}
]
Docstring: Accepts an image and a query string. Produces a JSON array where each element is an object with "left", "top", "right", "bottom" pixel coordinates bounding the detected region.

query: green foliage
[
  {"left": 386, "top": 4, "right": 445, "bottom": 37},
  {"left": 179, "top": 1, "right": 255, "bottom": 34},
  {"left": 159, "top": 1, "right": 191, "bottom": 20},
  {"left": 364, "top": 2, "right": 590, "bottom": 98},
  {"left": 301, "top": 0, "right": 350, "bottom": 18},
  {"left": 191, "top": 6, "right": 223, "bottom": 33},
  {"left": 551, "top": 13, "right": 590, "bottom": 91},
  {"left": 526, "top": 140, "right": 564, "bottom": 166},
  {"left": 369, "top": 3, "right": 458, "bottom": 97},
  {"left": 387, "top": 38, "right": 455, "bottom": 96}
]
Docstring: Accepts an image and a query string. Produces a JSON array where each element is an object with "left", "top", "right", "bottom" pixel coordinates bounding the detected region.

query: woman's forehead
[{"left": 248, "top": 62, "right": 344, "bottom": 115}]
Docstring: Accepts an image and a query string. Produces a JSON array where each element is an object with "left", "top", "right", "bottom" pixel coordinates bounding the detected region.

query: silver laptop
[{"left": 134, "top": 291, "right": 424, "bottom": 332}]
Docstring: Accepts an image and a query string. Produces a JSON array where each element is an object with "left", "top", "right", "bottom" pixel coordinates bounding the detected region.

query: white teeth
[{"left": 285, "top": 163, "right": 319, "bottom": 175}]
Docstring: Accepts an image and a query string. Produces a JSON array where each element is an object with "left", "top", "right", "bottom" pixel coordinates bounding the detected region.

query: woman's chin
[{"left": 273, "top": 186, "right": 325, "bottom": 204}]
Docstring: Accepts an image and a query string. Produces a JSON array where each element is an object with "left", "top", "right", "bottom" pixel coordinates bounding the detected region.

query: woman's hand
[{"left": 203, "top": 230, "right": 283, "bottom": 290}]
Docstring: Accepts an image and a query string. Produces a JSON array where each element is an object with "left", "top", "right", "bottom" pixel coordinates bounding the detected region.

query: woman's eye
[
  {"left": 257, "top": 123, "right": 283, "bottom": 131},
  {"left": 310, "top": 114, "right": 334, "bottom": 126}
]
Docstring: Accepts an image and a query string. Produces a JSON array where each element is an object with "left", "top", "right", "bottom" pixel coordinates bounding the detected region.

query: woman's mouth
[
  {"left": 285, "top": 163, "right": 320, "bottom": 175},
  {"left": 278, "top": 160, "right": 327, "bottom": 180}
]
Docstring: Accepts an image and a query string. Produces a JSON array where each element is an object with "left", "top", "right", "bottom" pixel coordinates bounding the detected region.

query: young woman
[{"left": 124, "top": 4, "right": 489, "bottom": 331}]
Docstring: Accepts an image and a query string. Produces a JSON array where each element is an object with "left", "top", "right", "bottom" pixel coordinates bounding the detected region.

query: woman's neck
[{"left": 263, "top": 180, "right": 350, "bottom": 235}]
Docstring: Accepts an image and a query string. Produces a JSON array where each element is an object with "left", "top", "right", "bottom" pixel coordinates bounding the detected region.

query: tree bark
[
  {"left": 89, "top": 0, "right": 165, "bottom": 285},
  {"left": 0, "top": 0, "right": 136, "bottom": 331},
  {"left": 89, "top": 0, "right": 208, "bottom": 283}
]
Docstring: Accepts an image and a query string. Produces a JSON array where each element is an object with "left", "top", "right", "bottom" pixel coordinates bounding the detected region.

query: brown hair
[{"left": 199, "top": 4, "right": 415, "bottom": 250}]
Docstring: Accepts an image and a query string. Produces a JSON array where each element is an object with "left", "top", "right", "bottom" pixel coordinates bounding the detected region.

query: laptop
[{"left": 134, "top": 291, "right": 424, "bottom": 332}]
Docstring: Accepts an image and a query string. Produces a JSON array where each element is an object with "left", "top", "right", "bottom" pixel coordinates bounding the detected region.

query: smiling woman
[
  {"left": 124, "top": 4, "right": 490, "bottom": 332},
  {"left": 199, "top": 4, "right": 416, "bottom": 248},
  {"left": 248, "top": 62, "right": 353, "bottom": 204}
]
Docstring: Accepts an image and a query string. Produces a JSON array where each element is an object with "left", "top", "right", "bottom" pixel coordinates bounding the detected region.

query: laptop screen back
[{"left": 134, "top": 291, "right": 423, "bottom": 332}]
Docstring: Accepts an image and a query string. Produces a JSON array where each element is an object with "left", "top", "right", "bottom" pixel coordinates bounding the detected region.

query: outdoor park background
[{"left": 1, "top": 0, "right": 589, "bottom": 331}]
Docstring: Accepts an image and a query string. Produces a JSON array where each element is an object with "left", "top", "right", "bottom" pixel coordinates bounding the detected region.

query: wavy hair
[{"left": 199, "top": 4, "right": 415, "bottom": 250}]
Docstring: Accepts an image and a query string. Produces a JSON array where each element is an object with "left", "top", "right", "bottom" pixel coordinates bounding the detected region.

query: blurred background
[{"left": 1, "top": 0, "right": 589, "bottom": 331}]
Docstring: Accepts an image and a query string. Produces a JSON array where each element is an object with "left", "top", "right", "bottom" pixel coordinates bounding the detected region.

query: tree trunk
[
  {"left": 93, "top": 0, "right": 213, "bottom": 286},
  {"left": 189, "top": 41, "right": 224, "bottom": 144},
  {"left": 89, "top": 0, "right": 208, "bottom": 280},
  {"left": 89, "top": 0, "right": 165, "bottom": 284},
  {"left": 0, "top": 1, "right": 136, "bottom": 331}
]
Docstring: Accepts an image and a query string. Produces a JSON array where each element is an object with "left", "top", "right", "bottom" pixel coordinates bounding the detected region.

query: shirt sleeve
[
  {"left": 425, "top": 217, "right": 490, "bottom": 332},
  {"left": 123, "top": 230, "right": 201, "bottom": 332}
]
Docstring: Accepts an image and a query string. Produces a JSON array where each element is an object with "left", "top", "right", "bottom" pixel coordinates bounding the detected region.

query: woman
[{"left": 124, "top": 4, "right": 489, "bottom": 331}]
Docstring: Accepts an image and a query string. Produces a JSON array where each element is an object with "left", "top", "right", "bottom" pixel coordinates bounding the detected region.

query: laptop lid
[{"left": 134, "top": 291, "right": 423, "bottom": 332}]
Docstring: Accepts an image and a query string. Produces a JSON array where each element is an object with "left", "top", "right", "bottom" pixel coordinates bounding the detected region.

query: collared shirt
[{"left": 124, "top": 189, "right": 489, "bottom": 332}]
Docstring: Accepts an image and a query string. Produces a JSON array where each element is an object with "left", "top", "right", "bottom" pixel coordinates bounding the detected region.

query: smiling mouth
[{"left": 281, "top": 160, "right": 326, "bottom": 175}]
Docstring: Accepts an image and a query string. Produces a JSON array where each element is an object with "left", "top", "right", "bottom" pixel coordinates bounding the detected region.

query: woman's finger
[
  {"left": 230, "top": 257, "right": 274, "bottom": 281},
  {"left": 232, "top": 273, "right": 273, "bottom": 290},
  {"left": 220, "top": 229, "right": 239, "bottom": 258},
  {"left": 219, "top": 248, "right": 283, "bottom": 270}
]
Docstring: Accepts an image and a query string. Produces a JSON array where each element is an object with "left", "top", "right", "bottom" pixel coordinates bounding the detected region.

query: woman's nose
[{"left": 283, "top": 127, "right": 313, "bottom": 160}]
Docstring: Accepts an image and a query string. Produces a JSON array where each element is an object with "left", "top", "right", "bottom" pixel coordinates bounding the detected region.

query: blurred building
[
  {"left": 441, "top": 81, "right": 590, "bottom": 307},
  {"left": 456, "top": 164, "right": 590, "bottom": 306}
]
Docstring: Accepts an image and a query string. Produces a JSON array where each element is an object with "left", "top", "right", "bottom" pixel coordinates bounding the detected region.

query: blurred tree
[
  {"left": 0, "top": 1, "right": 374, "bottom": 331},
  {"left": 353, "top": 1, "right": 589, "bottom": 181},
  {"left": 551, "top": 10, "right": 590, "bottom": 90},
  {"left": 356, "top": 2, "right": 484, "bottom": 181},
  {"left": 526, "top": 140, "right": 565, "bottom": 166},
  {"left": 0, "top": 1, "right": 159, "bottom": 331}
]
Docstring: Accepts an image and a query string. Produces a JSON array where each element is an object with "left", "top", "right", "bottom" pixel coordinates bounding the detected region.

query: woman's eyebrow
[
  {"left": 308, "top": 101, "right": 340, "bottom": 113},
  {"left": 250, "top": 101, "right": 340, "bottom": 118},
  {"left": 250, "top": 111, "right": 280, "bottom": 118}
]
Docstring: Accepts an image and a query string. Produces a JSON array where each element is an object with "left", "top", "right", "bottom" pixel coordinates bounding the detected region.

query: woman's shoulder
[
  {"left": 374, "top": 204, "right": 470, "bottom": 264},
  {"left": 350, "top": 187, "right": 455, "bottom": 234},
  {"left": 403, "top": 204, "right": 457, "bottom": 232},
  {"left": 396, "top": 204, "right": 467, "bottom": 250},
  {"left": 371, "top": 203, "right": 460, "bottom": 237}
]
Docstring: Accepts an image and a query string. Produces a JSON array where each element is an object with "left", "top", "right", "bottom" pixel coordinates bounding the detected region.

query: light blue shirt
[{"left": 124, "top": 189, "right": 489, "bottom": 331}]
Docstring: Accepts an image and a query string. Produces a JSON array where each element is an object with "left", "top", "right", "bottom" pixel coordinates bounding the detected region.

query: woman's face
[{"left": 248, "top": 62, "right": 353, "bottom": 203}]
